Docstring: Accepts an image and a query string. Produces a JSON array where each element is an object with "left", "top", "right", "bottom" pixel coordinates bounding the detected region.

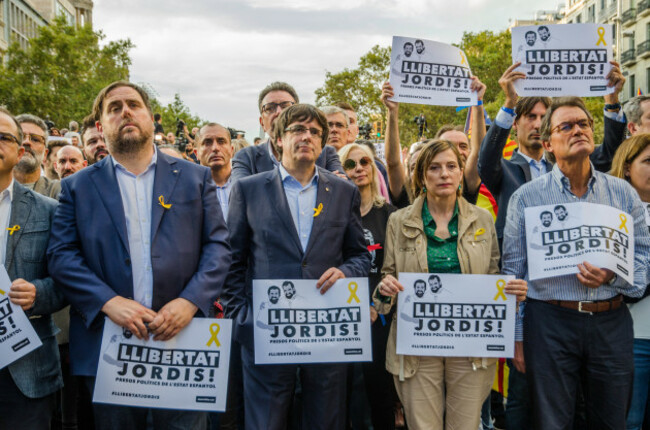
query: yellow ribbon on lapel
[
  {"left": 313, "top": 203, "right": 323, "bottom": 217},
  {"left": 473, "top": 228, "right": 485, "bottom": 241},
  {"left": 158, "top": 195, "right": 172, "bottom": 209},
  {"left": 6, "top": 225, "right": 20, "bottom": 236}
]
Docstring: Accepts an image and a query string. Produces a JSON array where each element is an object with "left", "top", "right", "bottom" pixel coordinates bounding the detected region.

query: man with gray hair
[
  {"left": 321, "top": 106, "right": 349, "bottom": 151},
  {"left": 231, "top": 81, "right": 343, "bottom": 181},
  {"left": 15, "top": 114, "right": 61, "bottom": 199},
  {"left": 624, "top": 95, "right": 650, "bottom": 135}
]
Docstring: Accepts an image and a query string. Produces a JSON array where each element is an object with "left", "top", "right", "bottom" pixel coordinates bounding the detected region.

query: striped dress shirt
[{"left": 502, "top": 163, "right": 650, "bottom": 340}]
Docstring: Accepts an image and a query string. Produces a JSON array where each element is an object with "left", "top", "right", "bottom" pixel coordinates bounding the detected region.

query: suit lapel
[
  {"left": 151, "top": 151, "right": 180, "bottom": 239},
  {"left": 267, "top": 169, "right": 303, "bottom": 253},
  {"left": 511, "top": 151, "right": 532, "bottom": 182},
  {"left": 304, "top": 171, "right": 332, "bottom": 256},
  {"left": 258, "top": 142, "right": 277, "bottom": 173},
  {"left": 89, "top": 158, "right": 130, "bottom": 253},
  {"left": 5, "top": 182, "right": 32, "bottom": 271}
]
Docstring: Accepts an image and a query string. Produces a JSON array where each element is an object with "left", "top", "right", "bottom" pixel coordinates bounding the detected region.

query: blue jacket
[
  {"left": 222, "top": 167, "right": 371, "bottom": 350},
  {"left": 478, "top": 115, "right": 626, "bottom": 240},
  {"left": 7, "top": 182, "right": 64, "bottom": 398},
  {"left": 231, "top": 141, "right": 344, "bottom": 182},
  {"left": 47, "top": 150, "right": 231, "bottom": 376}
]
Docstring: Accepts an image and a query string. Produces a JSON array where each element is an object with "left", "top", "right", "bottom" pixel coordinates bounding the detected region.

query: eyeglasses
[
  {"left": 284, "top": 125, "right": 323, "bottom": 138},
  {"left": 0, "top": 132, "right": 19, "bottom": 146},
  {"left": 262, "top": 101, "right": 294, "bottom": 115},
  {"left": 328, "top": 121, "right": 348, "bottom": 130},
  {"left": 343, "top": 157, "right": 372, "bottom": 170},
  {"left": 23, "top": 133, "right": 45, "bottom": 144},
  {"left": 551, "top": 119, "right": 593, "bottom": 134}
]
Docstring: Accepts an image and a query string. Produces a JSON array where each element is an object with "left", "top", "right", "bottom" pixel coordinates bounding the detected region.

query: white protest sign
[
  {"left": 252, "top": 278, "right": 372, "bottom": 364},
  {"left": 396, "top": 273, "right": 516, "bottom": 358},
  {"left": 389, "top": 36, "right": 477, "bottom": 107},
  {"left": 0, "top": 265, "right": 42, "bottom": 369},
  {"left": 511, "top": 24, "right": 613, "bottom": 97},
  {"left": 524, "top": 202, "right": 633, "bottom": 284},
  {"left": 94, "top": 318, "right": 232, "bottom": 412}
]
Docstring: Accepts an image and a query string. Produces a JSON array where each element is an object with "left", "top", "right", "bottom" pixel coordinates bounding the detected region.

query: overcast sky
[{"left": 94, "top": 0, "right": 563, "bottom": 140}]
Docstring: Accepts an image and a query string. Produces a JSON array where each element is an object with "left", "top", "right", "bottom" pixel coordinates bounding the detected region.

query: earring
[{"left": 422, "top": 187, "right": 426, "bottom": 193}]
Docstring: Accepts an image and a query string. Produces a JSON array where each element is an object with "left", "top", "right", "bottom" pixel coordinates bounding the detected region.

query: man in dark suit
[
  {"left": 0, "top": 107, "right": 65, "bottom": 430},
  {"left": 477, "top": 61, "right": 626, "bottom": 429},
  {"left": 231, "top": 81, "right": 343, "bottom": 182},
  {"left": 223, "top": 104, "right": 370, "bottom": 430},
  {"left": 47, "top": 81, "right": 230, "bottom": 429}
]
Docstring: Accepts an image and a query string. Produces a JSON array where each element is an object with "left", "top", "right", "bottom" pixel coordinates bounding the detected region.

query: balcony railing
[
  {"left": 638, "top": 40, "right": 650, "bottom": 57},
  {"left": 622, "top": 48, "right": 637, "bottom": 65},
  {"left": 622, "top": 8, "right": 637, "bottom": 25},
  {"left": 639, "top": 0, "right": 650, "bottom": 16},
  {"left": 599, "top": 3, "right": 617, "bottom": 20}
]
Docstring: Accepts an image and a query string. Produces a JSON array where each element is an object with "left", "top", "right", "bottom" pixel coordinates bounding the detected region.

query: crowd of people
[{"left": 1, "top": 57, "right": 650, "bottom": 430}]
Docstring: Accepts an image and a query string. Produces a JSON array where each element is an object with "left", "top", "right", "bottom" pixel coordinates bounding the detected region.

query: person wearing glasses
[
  {"left": 338, "top": 142, "right": 398, "bottom": 430},
  {"left": 223, "top": 104, "right": 370, "bottom": 430},
  {"left": 231, "top": 82, "right": 343, "bottom": 182},
  {"left": 14, "top": 114, "right": 61, "bottom": 199},
  {"left": 502, "top": 97, "right": 650, "bottom": 430}
]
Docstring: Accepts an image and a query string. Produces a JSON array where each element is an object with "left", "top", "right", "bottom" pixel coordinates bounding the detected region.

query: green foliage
[
  {"left": 153, "top": 93, "right": 204, "bottom": 136},
  {"left": 0, "top": 15, "right": 133, "bottom": 127}
]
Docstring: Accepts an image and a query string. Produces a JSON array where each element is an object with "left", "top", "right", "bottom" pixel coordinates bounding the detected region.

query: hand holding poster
[
  {"left": 511, "top": 24, "right": 613, "bottom": 97},
  {"left": 396, "top": 273, "right": 516, "bottom": 358},
  {"left": 94, "top": 318, "right": 232, "bottom": 412},
  {"left": 524, "top": 202, "right": 633, "bottom": 284},
  {"left": 0, "top": 265, "right": 42, "bottom": 369},
  {"left": 253, "top": 278, "right": 372, "bottom": 364},
  {"left": 389, "top": 36, "right": 477, "bottom": 107}
]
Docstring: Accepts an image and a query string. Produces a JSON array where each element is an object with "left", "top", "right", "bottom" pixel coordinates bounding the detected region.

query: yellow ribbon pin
[
  {"left": 0, "top": 288, "right": 5, "bottom": 295},
  {"left": 313, "top": 203, "right": 323, "bottom": 217},
  {"left": 494, "top": 279, "right": 507, "bottom": 301},
  {"left": 460, "top": 51, "right": 468, "bottom": 67},
  {"left": 6, "top": 225, "right": 20, "bottom": 236},
  {"left": 596, "top": 27, "right": 607, "bottom": 46},
  {"left": 347, "top": 281, "right": 361, "bottom": 304},
  {"left": 474, "top": 228, "right": 485, "bottom": 241},
  {"left": 206, "top": 323, "right": 221, "bottom": 347},
  {"left": 158, "top": 195, "right": 172, "bottom": 209},
  {"left": 619, "top": 213, "right": 629, "bottom": 233}
]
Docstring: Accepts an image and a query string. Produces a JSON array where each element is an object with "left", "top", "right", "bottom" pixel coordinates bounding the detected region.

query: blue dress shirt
[{"left": 279, "top": 165, "right": 319, "bottom": 251}]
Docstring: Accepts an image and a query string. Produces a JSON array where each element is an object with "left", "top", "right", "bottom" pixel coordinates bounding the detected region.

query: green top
[{"left": 421, "top": 199, "right": 461, "bottom": 274}]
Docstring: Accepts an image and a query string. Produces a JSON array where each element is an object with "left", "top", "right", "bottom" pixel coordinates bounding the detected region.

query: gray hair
[
  {"left": 16, "top": 113, "right": 48, "bottom": 136},
  {"left": 320, "top": 106, "right": 349, "bottom": 126},
  {"left": 624, "top": 95, "right": 650, "bottom": 125}
]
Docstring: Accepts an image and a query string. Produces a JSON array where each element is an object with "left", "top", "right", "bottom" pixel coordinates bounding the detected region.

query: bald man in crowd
[{"left": 55, "top": 145, "right": 87, "bottom": 179}]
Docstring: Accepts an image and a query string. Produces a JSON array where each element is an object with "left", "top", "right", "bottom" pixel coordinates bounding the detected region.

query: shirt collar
[
  {"left": 421, "top": 198, "right": 459, "bottom": 228},
  {"left": 267, "top": 140, "right": 280, "bottom": 165},
  {"left": 1, "top": 179, "right": 14, "bottom": 203},
  {"left": 279, "top": 164, "right": 319, "bottom": 187},
  {"left": 215, "top": 176, "right": 232, "bottom": 189},
  {"left": 112, "top": 146, "right": 158, "bottom": 176},
  {"left": 551, "top": 162, "right": 597, "bottom": 194},
  {"left": 518, "top": 151, "right": 546, "bottom": 166}
]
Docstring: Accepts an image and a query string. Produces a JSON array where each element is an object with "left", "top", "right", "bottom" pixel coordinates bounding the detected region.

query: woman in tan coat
[{"left": 374, "top": 140, "right": 527, "bottom": 429}]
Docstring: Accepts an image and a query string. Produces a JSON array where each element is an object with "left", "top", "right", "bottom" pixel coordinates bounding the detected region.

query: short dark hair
[
  {"left": 196, "top": 122, "right": 231, "bottom": 144},
  {"left": 540, "top": 211, "right": 552, "bottom": 220},
  {"left": 0, "top": 107, "right": 23, "bottom": 143},
  {"left": 525, "top": 31, "right": 536, "bottom": 38},
  {"left": 80, "top": 114, "right": 98, "bottom": 145},
  {"left": 258, "top": 82, "right": 299, "bottom": 113},
  {"left": 282, "top": 281, "right": 294, "bottom": 289},
  {"left": 415, "top": 39, "right": 424, "bottom": 45},
  {"left": 514, "top": 97, "right": 551, "bottom": 125},
  {"left": 154, "top": 113, "right": 161, "bottom": 121},
  {"left": 538, "top": 26, "right": 550, "bottom": 32},
  {"left": 404, "top": 42, "right": 413, "bottom": 48},
  {"left": 92, "top": 81, "right": 152, "bottom": 122},
  {"left": 268, "top": 286, "right": 280, "bottom": 294},
  {"left": 540, "top": 97, "right": 593, "bottom": 141},
  {"left": 272, "top": 104, "right": 329, "bottom": 155},
  {"left": 428, "top": 275, "right": 441, "bottom": 283},
  {"left": 554, "top": 205, "right": 567, "bottom": 212},
  {"left": 414, "top": 280, "right": 426, "bottom": 288},
  {"left": 47, "top": 139, "right": 68, "bottom": 159}
]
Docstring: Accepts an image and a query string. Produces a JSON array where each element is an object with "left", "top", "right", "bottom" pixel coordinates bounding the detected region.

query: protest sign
[
  {"left": 253, "top": 278, "right": 372, "bottom": 364},
  {"left": 389, "top": 36, "right": 477, "bottom": 107},
  {"left": 396, "top": 273, "right": 516, "bottom": 358},
  {"left": 524, "top": 202, "right": 633, "bottom": 284},
  {"left": 0, "top": 265, "right": 42, "bottom": 369},
  {"left": 94, "top": 318, "right": 232, "bottom": 412},
  {"left": 511, "top": 24, "right": 613, "bottom": 97}
]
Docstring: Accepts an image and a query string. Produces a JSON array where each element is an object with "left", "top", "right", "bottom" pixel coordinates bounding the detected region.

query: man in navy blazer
[
  {"left": 223, "top": 104, "right": 370, "bottom": 430},
  {"left": 47, "top": 82, "right": 230, "bottom": 429},
  {"left": 231, "top": 81, "right": 343, "bottom": 182},
  {"left": 0, "top": 107, "right": 66, "bottom": 430}
]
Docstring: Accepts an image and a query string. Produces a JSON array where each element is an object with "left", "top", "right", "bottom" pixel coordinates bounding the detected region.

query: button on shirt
[
  {"left": 113, "top": 151, "right": 157, "bottom": 308},
  {"left": 503, "top": 163, "right": 650, "bottom": 340},
  {"left": 0, "top": 180, "right": 14, "bottom": 265},
  {"left": 215, "top": 177, "right": 232, "bottom": 220},
  {"left": 279, "top": 165, "right": 318, "bottom": 251}
]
